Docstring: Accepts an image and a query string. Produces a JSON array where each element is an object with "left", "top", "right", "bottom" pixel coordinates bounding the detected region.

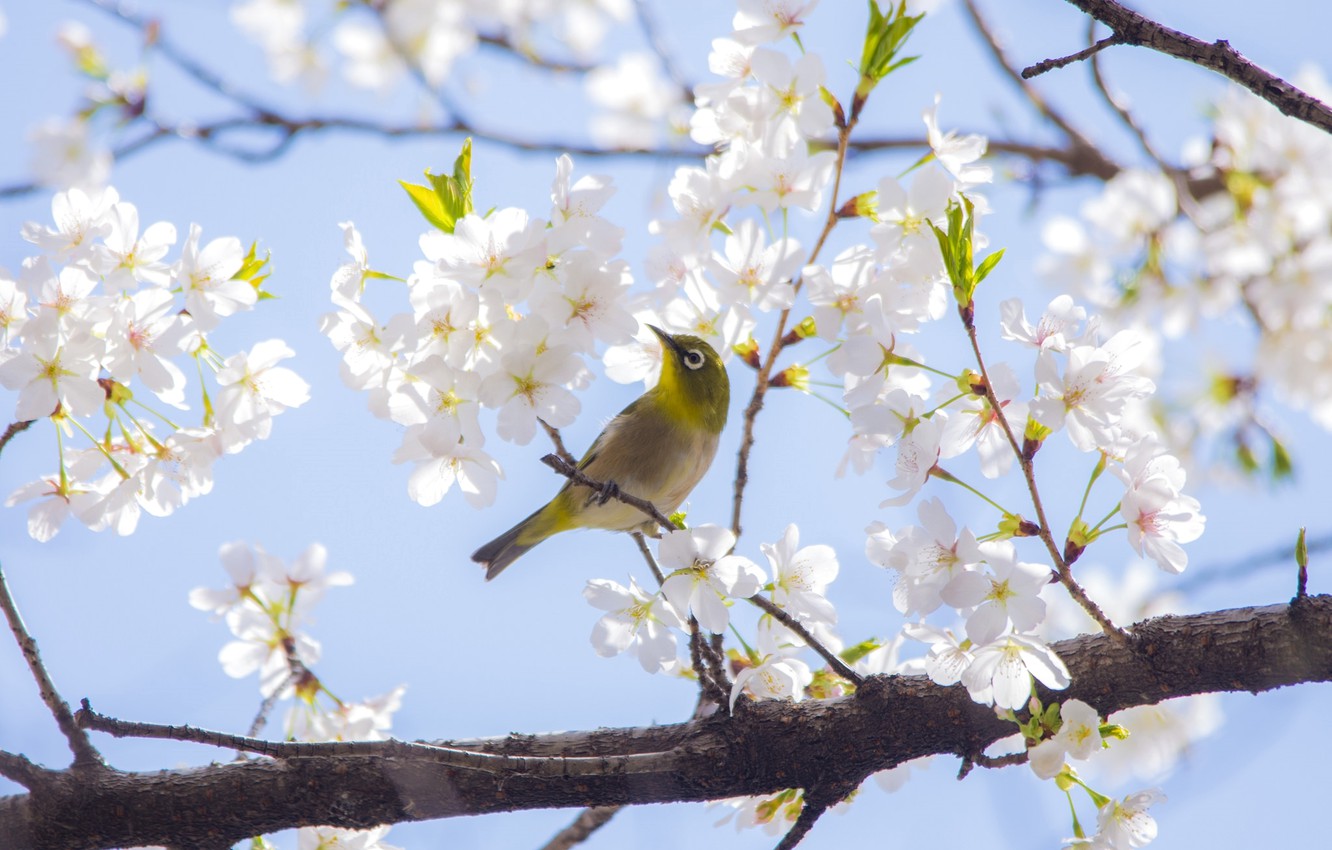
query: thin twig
[
  {"left": 771, "top": 783, "right": 853, "bottom": 850},
  {"left": 731, "top": 121, "right": 854, "bottom": 539},
  {"left": 0, "top": 564, "right": 104, "bottom": 768},
  {"left": 537, "top": 806, "right": 622, "bottom": 850},
  {"left": 962, "top": 0, "right": 1117, "bottom": 172},
  {"left": 538, "top": 418, "right": 576, "bottom": 466},
  {"left": 959, "top": 310, "right": 1129, "bottom": 642},
  {"left": 1033, "top": 0, "right": 1332, "bottom": 136},
  {"left": 631, "top": 530, "right": 729, "bottom": 700},
  {"left": 688, "top": 623, "right": 730, "bottom": 706},
  {"left": 1085, "top": 20, "right": 1172, "bottom": 172},
  {"left": 748, "top": 595, "right": 863, "bottom": 686},
  {"left": 1022, "top": 33, "right": 1124, "bottom": 79},
  {"left": 630, "top": 530, "right": 668, "bottom": 585},
  {"left": 76, "top": 699, "right": 678, "bottom": 776},
  {"left": 0, "top": 420, "right": 33, "bottom": 456},
  {"left": 541, "top": 453, "right": 675, "bottom": 533}
]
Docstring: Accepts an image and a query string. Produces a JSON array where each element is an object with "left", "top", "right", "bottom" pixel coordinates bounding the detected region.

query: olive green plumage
[{"left": 471, "top": 326, "right": 729, "bottom": 580}]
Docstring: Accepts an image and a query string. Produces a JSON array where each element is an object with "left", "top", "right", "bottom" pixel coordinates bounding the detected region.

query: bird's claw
[{"left": 597, "top": 479, "right": 621, "bottom": 506}]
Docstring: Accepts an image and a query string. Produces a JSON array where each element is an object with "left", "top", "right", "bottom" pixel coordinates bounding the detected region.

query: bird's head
[{"left": 649, "top": 325, "right": 729, "bottom": 434}]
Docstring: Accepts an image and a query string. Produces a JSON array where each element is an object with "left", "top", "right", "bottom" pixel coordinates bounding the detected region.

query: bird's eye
[{"left": 683, "top": 349, "right": 705, "bottom": 370}]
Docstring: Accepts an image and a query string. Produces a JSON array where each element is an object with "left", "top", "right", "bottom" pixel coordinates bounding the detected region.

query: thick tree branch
[
  {"left": 1029, "top": 0, "right": 1332, "bottom": 136},
  {"left": 4, "top": 596, "right": 1331, "bottom": 850}
]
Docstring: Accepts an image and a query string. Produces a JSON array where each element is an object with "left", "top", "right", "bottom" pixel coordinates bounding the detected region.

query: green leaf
[
  {"left": 974, "top": 248, "right": 1005, "bottom": 285},
  {"left": 1271, "top": 434, "right": 1294, "bottom": 480},
  {"left": 400, "top": 179, "right": 452, "bottom": 232},
  {"left": 838, "top": 638, "right": 883, "bottom": 664},
  {"left": 400, "top": 138, "right": 476, "bottom": 233}
]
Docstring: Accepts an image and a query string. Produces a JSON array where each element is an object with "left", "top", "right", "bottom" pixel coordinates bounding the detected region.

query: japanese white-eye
[{"left": 471, "top": 325, "right": 729, "bottom": 580}]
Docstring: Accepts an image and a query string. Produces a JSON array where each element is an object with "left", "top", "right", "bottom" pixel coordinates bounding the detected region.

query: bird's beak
[{"left": 648, "top": 324, "right": 683, "bottom": 356}]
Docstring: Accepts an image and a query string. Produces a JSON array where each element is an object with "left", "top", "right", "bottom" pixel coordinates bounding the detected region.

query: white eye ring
[{"left": 683, "top": 349, "right": 705, "bottom": 370}]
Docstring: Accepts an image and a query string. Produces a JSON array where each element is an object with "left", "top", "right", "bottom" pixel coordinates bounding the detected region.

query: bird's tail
[{"left": 471, "top": 505, "right": 553, "bottom": 580}]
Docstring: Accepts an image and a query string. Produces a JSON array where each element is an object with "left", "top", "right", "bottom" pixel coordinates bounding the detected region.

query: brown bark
[{"left": 3, "top": 596, "right": 1330, "bottom": 850}]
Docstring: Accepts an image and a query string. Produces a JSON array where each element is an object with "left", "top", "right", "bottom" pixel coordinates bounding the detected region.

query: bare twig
[
  {"left": 0, "top": 563, "right": 104, "bottom": 768},
  {"left": 538, "top": 418, "right": 576, "bottom": 466},
  {"left": 1022, "top": 33, "right": 1125, "bottom": 78},
  {"left": 1085, "top": 20, "right": 1173, "bottom": 172},
  {"left": 0, "top": 420, "right": 32, "bottom": 456},
  {"left": 688, "top": 623, "right": 730, "bottom": 706},
  {"left": 537, "top": 806, "right": 622, "bottom": 850},
  {"left": 629, "top": 530, "right": 729, "bottom": 700},
  {"left": 747, "top": 595, "right": 863, "bottom": 686},
  {"left": 962, "top": 0, "right": 1118, "bottom": 176},
  {"left": 1030, "top": 0, "right": 1332, "bottom": 136},
  {"left": 771, "top": 783, "right": 854, "bottom": 850},
  {"left": 540, "top": 453, "right": 675, "bottom": 533},
  {"left": 630, "top": 530, "right": 668, "bottom": 586},
  {"left": 76, "top": 699, "right": 678, "bottom": 776},
  {"left": 731, "top": 120, "right": 854, "bottom": 540}
]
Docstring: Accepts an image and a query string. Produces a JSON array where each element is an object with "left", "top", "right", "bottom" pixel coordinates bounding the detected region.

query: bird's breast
[{"left": 572, "top": 413, "right": 720, "bottom": 531}]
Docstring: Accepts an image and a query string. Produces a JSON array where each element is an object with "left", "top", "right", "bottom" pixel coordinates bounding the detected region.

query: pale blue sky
[{"left": 2, "top": 2, "right": 1330, "bottom": 848}]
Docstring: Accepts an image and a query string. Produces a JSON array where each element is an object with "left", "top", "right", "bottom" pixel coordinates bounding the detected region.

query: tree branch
[
  {"left": 1029, "top": 0, "right": 1332, "bottom": 136},
  {"left": 6, "top": 596, "right": 1330, "bottom": 850},
  {"left": 537, "top": 806, "right": 621, "bottom": 850},
  {"left": 540, "top": 453, "right": 676, "bottom": 533},
  {"left": 0, "top": 565, "right": 103, "bottom": 770},
  {"left": 0, "top": 421, "right": 33, "bottom": 456},
  {"left": 747, "top": 595, "right": 863, "bottom": 687}
]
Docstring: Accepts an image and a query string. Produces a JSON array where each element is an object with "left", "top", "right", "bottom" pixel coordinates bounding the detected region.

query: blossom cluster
[
  {"left": 321, "top": 153, "right": 637, "bottom": 507},
  {"left": 1040, "top": 68, "right": 1332, "bottom": 475},
  {"left": 0, "top": 187, "right": 309, "bottom": 540},
  {"left": 586, "top": 523, "right": 841, "bottom": 710},
  {"left": 191, "top": 541, "right": 405, "bottom": 850}
]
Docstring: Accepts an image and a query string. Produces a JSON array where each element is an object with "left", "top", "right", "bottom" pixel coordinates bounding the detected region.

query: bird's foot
[{"left": 596, "top": 479, "right": 621, "bottom": 506}]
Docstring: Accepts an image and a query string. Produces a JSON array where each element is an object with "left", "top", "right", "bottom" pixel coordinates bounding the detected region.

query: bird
[{"left": 471, "top": 325, "right": 730, "bottom": 580}]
